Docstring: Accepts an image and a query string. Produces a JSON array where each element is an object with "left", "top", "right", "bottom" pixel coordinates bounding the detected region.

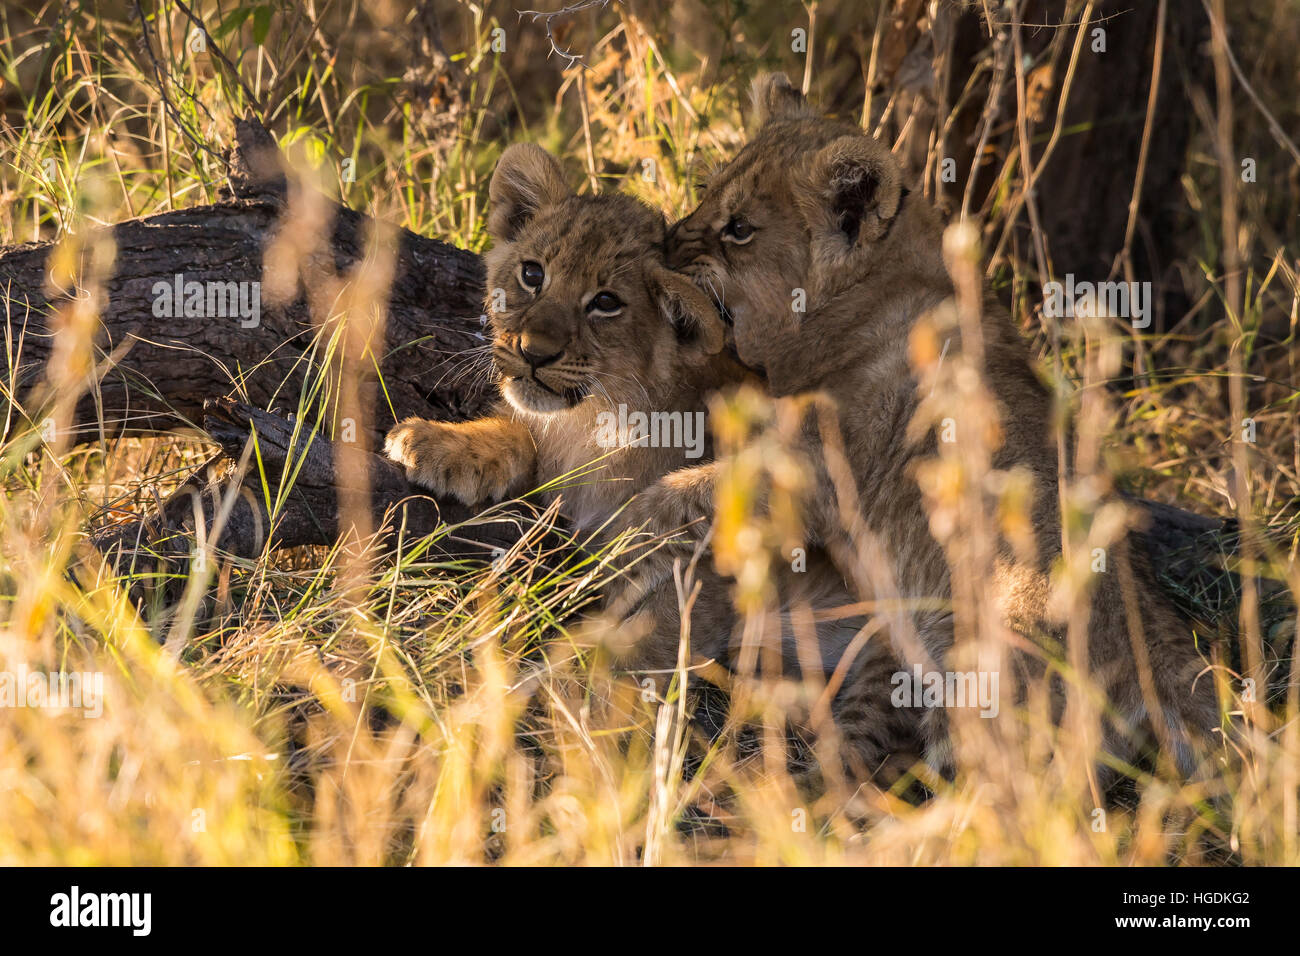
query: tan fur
[{"left": 662, "top": 73, "right": 1221, "bottom": 776}]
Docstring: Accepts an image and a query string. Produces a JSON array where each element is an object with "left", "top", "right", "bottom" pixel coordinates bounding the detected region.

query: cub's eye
[
  {"left": 721, "top": 217, "right": 755, "bottom": 244},
  {"left": 519, "top": 261, "right": 545, "bottom": 290},
  {"left": 588, "top": 291, "right": 624, "bottom": 315}
]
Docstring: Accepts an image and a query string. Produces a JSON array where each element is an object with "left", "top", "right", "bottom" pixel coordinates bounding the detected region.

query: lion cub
[
  {"left": 385, "top": 143, "right": 744, "bottom": 529},
  {"left": 386, "top": 144, "right": 921, "bottom": 776},
  {"left": 659, "top": 74, "right": 1221, "bottom": 777}
]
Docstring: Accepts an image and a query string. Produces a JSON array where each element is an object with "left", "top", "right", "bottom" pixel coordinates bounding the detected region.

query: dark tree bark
[
  {"left": 1031, "top": 0, "right": 1206, "bottom": 332},
  {"left": 946, "top": 0, "right": 1209, "bottom": 331}
]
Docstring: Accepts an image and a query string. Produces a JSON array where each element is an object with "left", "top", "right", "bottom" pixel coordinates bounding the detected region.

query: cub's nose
[{"left": 519, "top": 335, "right": 563, "bottom": 369}]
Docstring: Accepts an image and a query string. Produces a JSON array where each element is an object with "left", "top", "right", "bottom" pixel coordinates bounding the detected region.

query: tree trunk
[{"left": 944, "top": 0, "right": 1209, "bottom": 331}]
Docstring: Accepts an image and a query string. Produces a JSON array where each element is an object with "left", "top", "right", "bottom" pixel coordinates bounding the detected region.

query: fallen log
[{"left": 0, "top": 117, "right": 492, "bottom": 442}]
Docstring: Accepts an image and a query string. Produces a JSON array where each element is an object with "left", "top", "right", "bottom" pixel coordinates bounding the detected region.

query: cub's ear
[
  {"left": 750, "top": 72, "right": 811, "bottom": 128},
  {"left": 647, "top": 264, "right": 725, "bottom": 356},
  {"left": 802, "top": 134, "right": 903, "bottom": 250},
  {"left": 488, "top": 144, "right": 572, "bottom": 242}
]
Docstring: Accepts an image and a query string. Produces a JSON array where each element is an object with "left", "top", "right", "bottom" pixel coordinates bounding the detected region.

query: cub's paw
[
  {"left": 384, "top": 418, "right": 521, "bottom": 505},
  {"left": 623, "top": 466, "right": 716, "bottom": 543}
]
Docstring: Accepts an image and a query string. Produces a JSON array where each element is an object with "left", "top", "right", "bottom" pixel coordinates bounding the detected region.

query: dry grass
[{"left": 0, "top": 0, "right": 1296, "bottom": 865}]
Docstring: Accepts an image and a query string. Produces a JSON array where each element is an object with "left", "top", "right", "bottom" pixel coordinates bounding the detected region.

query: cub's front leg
[{"left": 384, "top": 414, "right": 536, "bottom": 506}]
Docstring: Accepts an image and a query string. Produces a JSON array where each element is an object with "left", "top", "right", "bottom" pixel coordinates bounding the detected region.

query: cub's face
[
  {"left": 667, "top": 74, "right": 903, "bottom": 371},
  {"left": 665, "top": 130, "right": 820, "bottom": 368},
  {"left": 484, "top": 145, "right": 723, "bottom": 415}
]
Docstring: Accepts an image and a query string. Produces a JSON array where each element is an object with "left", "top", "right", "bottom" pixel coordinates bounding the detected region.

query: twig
[
  {"left": 172, "top": 0, "right": 265, "bottom": 114},
  {"left": 132, "top": 0, "right": 224, "bottom": 164},
  {"left": 1198, "top": 0, "right": 1300, "bottom": 169},
  {"left": 517, "top": 0, "right": 614, "bottom": 70}
]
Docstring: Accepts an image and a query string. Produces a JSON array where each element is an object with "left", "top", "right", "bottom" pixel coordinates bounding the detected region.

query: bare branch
[{"left": 517, "top": 0, "right": 614, "bottom": 70}]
